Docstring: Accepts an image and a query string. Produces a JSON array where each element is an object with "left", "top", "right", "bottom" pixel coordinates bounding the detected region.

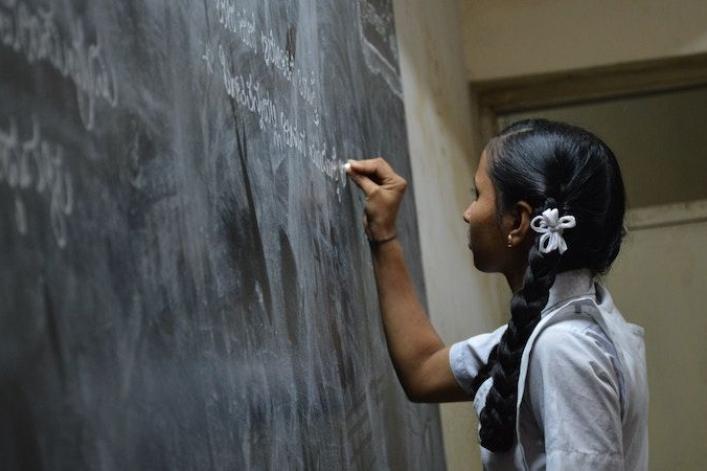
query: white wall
[
  {"left": 393, "top": 1, "right": 509, "bottom": 470},
  {"left": 461, "top": 0, "right": 707, "bottom": 80},
  {"left": 607, "top": 208, "right": 707, "bottom": 470}
]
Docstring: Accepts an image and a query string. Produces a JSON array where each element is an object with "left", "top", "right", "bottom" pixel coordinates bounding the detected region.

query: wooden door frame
[
  {"left": 470, "top": 52, "right": 707, "bottom": 145},
  {"left": 468, "top": 52, "right": 707, "bottom": 229}
]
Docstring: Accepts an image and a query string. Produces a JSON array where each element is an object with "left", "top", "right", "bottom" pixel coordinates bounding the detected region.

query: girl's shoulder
[
  {"left": 530, "top": 310, "right": 620, "bottom": 375},
  {"left": 528, "top": 299, "right": 622, "bottom": 384}
]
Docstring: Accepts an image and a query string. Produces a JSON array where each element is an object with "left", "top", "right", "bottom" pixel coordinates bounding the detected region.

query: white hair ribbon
[{"left": 530, "top": 208, "right": 576, "bottom": 254}]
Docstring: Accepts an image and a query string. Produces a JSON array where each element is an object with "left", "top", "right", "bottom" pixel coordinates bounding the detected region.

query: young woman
[{"left": 345, "top": 119, "right": 648, "bottom": 470}]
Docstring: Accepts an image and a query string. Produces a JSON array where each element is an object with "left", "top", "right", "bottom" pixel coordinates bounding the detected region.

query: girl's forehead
[{"left": 475, "top": 151, "right": 490, "bottom": 182}]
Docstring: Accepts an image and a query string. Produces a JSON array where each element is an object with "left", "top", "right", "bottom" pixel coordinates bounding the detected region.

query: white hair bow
[{"left": 530, "top": 208, "right": 576, "bottom": 254}]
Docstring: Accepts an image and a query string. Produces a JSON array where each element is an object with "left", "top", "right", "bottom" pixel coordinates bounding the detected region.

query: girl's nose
[{"left": 463, "top": 206, "right": 472, "bottom": 224}]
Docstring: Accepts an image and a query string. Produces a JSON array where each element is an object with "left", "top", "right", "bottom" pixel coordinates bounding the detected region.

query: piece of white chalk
[{"left": 344, "top": 162, "right": 352, "bottom": 173}]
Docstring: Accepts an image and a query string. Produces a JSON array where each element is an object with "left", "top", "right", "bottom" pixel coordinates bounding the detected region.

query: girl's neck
[{"left": 505, "top": 267, "right": 526, "bottom": 293}]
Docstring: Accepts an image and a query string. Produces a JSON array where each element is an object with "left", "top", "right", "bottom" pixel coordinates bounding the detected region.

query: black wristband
[{"left": 368, "top": 234, "right": 397, "bottom": 247}]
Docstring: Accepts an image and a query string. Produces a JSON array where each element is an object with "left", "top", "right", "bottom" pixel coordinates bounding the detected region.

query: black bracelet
[{"left": 368, "top": 234, "right": 397, "bottom": 247}]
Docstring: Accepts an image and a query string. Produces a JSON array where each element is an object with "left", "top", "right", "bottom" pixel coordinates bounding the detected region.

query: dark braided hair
[{"left": 474, "top": 119, "right": 627, "bottom": 452}]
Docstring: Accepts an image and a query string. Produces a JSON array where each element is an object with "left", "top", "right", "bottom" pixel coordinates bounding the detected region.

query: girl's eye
[{"left": 470, "top": 186, "right": 479, "bottom": 199}]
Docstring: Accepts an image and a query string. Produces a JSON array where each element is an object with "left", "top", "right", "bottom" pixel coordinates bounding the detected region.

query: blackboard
[{"left": 0, "top": 1, "right": 445, "bottom": 469}]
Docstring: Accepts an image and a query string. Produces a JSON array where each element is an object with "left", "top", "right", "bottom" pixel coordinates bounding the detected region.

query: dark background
[{"left": 0, "top": 0, "right": 445, "bottom": 469}]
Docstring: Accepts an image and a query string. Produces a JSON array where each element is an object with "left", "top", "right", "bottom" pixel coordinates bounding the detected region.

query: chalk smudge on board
[{"left": 220, "top": 98, "right": 273, "bottom": 323}]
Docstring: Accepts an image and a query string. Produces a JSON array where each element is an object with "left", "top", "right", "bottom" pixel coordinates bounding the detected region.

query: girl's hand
[{"left": 346, "top": 158, "right": 407, "bottom": 242}]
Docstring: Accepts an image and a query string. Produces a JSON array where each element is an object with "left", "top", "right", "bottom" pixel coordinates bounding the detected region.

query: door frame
[
  {"left": 471, "top": 52, "right": 707, "bottom": 142},
  {"left": 469, "top": 52, "right": 707, "bottom": 230}
]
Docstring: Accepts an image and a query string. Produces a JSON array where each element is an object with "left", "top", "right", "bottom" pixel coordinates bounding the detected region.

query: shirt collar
[{"left": 542, "top": 268, "right": 596, "bottom": 314}]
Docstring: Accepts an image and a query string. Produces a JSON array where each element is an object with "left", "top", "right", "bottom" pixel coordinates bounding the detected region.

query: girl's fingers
[
  {"left": 345, "top": 158, "right": 405, "bottom": 241},
  {"left": 348, "top": 171, "right": 379, "bottom": 196},
  {"left": 347, "top": 158, "right": 396, "bottom": 183}
]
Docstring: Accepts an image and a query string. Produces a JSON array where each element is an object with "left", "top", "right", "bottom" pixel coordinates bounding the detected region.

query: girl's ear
[{"left": 507, "top": 201, "right": 533, "bottom": 247}]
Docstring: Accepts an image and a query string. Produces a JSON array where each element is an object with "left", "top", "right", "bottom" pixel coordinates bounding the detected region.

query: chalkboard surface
[{"left": 0, "top": 1, "right": 445, "bottom": 469}]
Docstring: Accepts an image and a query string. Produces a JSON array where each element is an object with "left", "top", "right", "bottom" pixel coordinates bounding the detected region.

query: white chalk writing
[
  {"left": 360, "top": 0, "right": 394, "bottom": 40},
  {"left": 216, "top": 45, "right": 346, "bottom": 199},
  {"left": 260, "top": 29, "right": 318, "bottom": 115},
  {"left": 0, "top": 1, "right": 118, "bottom": 131},
  {"left": 209, "top": 2, "right": 349, "bottom": 197},
  {"left": 0, "top": 117, "right": 74, "bottom": 248},
  {"left": 218, "top": 47, "right": 346, "bottom": 198},
  {"left": 213, "top": 0, "right": 320, "bottom": 126},
  {"left": 215, "top": 1, "right": 258, "bottom": 53},
  {"left": 358, "top": 0, "right": 401, "bottom": 98}
]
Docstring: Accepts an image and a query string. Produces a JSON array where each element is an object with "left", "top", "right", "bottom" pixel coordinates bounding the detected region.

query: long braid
[{"left": 477, "top": 198, "right": 564, "bottom": 452}]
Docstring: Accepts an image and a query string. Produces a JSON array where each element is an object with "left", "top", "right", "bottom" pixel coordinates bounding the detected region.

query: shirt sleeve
[
  {"left": 527, "top": 321, "right": 624, "bottom": 471},
  {"left": 448, "top": 324, "right": 506, "bottom": 396}
]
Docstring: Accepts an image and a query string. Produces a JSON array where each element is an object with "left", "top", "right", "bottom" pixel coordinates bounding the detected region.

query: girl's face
[{"left": 463, "top": 150, "right": 512, "bottom": 273}]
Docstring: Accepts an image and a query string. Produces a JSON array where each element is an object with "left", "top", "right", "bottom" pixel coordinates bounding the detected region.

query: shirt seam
[
  {"left": 541, "top": 292, "right": 595, "bottom": 316},
  {"left": 448, "top": 343, "right": 474, "bottom": 396},
  {"left": 546, "top": 446, "right": 623, "bottom": 458}
]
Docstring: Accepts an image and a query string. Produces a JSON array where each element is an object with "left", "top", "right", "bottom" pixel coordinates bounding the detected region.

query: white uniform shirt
[{"left": 449, "top": 268, "right": 649, "bottom": 470}]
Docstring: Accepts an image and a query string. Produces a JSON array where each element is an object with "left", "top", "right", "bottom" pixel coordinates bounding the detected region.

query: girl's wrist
[
  {"left": 366, "top": 221, "right": 397, "bottom": 243},
  {"left": 368, "top": 233, "right": 397, "bottom": 248}
]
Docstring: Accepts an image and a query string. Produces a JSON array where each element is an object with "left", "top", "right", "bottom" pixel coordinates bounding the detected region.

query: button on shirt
[{"left": 449, "top": 269, "right": 649, "bottom": 470}]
